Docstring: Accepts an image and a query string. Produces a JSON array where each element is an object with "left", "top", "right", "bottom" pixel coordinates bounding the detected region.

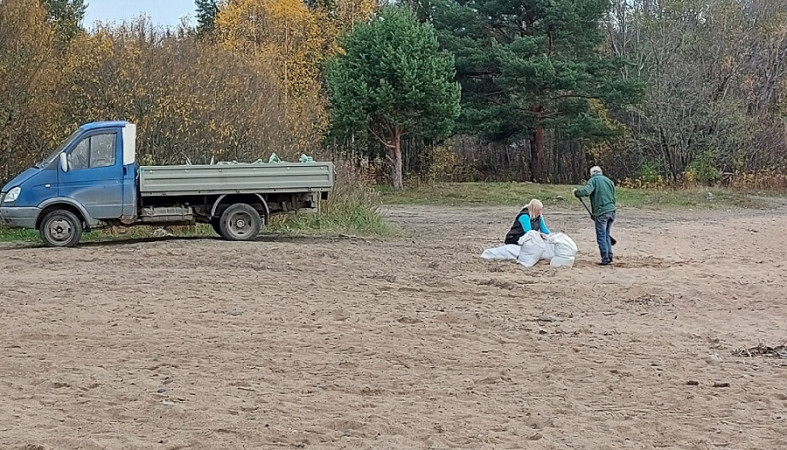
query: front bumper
[{"left": 0, "top": 203, "right": 40, "bottom": 229}]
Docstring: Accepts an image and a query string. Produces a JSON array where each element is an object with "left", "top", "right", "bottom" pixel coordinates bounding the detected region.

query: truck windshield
[{"left": 36, "top": 130, "right": 81, "bottom": 169}]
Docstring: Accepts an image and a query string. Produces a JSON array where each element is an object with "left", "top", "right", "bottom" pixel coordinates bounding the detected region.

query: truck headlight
[{"left": 3, "top": 186, "right": 21, "bottom": 203}]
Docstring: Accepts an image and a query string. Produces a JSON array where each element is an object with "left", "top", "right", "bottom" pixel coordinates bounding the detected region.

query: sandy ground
[{"left": 1, "top": 202, "right": 786, "bottom": 449}]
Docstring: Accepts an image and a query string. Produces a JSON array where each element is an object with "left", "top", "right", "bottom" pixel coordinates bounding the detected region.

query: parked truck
[{"left": 0, "top": 121, "right": 334, "bottom": 247}]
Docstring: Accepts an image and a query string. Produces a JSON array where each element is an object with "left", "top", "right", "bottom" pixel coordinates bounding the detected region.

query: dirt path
[{"left": 1, "top": 204, "right": 786, "bottom": 449}]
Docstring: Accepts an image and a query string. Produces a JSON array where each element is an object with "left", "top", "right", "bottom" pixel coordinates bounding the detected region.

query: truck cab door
[{"left": 58, "top": 130, "right": 124, "bottom": 219}]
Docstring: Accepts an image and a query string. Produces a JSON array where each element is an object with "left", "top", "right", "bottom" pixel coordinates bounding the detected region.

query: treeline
[
  {"left": 0, "top": 0, "right": 373, "bottom": 183},
  {"left": 1, "top": 0, "right": 786, "bottom": 188},
  {"left": 601, "top": 0, "right": 787, "bottom": 186},
  {"left": 398, "top": 0, "right": 787, "bottom": 186}
]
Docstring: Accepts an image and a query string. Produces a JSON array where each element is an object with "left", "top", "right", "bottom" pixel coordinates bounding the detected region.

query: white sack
[
  {"left": 549, "top": 233, "right": 578, "bottom": 259},
  {"left": 517, "top": 231, "right": 546, "bottom": 267},
  {"left": 480, "top": 231, "right": 578, "bottom": 269},
  {"left": 542, "top": 240, "right": 556, "bottom": 261},
  {"left": 481, "top": 244, "right": 521, "bottom": 261}
]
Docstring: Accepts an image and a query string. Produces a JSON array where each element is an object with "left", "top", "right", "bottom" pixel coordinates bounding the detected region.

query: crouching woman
[{"left": 504, "top": 199, "right": 550, "bottom": 245}]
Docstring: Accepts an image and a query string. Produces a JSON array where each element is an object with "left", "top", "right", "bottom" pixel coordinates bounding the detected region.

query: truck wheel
[
  {"left": 40, "top": 209, "right": 83, "bottom": 247},
  {"left": 219, "top": 203, "right": 261, "bottom": 241}
]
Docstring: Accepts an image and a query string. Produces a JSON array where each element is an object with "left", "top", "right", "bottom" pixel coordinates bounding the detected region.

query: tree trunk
[
  {"left": 391, "top": 128, "right": 403, "bottom": 190},
  {"left": 531, "top": 125, "right": 545, "bottom": 182},
  {"left": 529, "top": 106, "right": 545, "bottom": 182}
]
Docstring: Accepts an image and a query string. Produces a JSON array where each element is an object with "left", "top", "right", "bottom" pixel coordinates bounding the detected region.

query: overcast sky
[{"left": 83, "top": 0, "right": 197, "bottom": 29}]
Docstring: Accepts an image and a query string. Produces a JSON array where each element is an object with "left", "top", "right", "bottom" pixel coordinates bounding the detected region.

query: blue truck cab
[
  {"left": 1, "top": 121, "right": 138, "bottom": 246},
  {"left": 1, "top": 121, "right": 335, "bottom": 247}
]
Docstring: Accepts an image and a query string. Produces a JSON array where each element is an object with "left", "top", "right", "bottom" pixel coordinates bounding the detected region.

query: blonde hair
[{"left": 525, "top": 199, "right": 543, "bottom": 219}]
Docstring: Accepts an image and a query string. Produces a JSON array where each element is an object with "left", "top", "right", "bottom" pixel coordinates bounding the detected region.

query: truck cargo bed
[{"left": 138, "top": 162, "right": 334, "bottom": 197}]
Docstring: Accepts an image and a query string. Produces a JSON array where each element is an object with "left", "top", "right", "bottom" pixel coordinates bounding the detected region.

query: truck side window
[
  {"left": 90, "top": 134, "right": 116, "bottom": 168},
  {"left": 68, "top": 133, "right": 116, "bottom": 170}
]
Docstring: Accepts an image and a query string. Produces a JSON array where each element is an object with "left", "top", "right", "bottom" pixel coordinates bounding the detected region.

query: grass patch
[
  {"left": 378, "top": 182, "right": 769, "bottom": 210},
  {"left": 267, "top": 204, "right": 391, "bottom": 236},
  {"left": 0, "top": 227, "right": 39, "bottom": 243},
  {"left": 267, "top": 164, "right": 393, "bottom": 237}
]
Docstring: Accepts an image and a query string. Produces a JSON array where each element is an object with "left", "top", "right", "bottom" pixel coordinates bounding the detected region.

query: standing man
[{"left": 573, "top": 166, "right": 616, "bottom": 265}]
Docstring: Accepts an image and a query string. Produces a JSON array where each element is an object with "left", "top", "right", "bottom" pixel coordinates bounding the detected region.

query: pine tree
[
  {"left": 433, "top": 0, "right": 643, "bottom": 181},
  {"left": 42, "top": 0, "right": 86, "bottom": 45},
  {"left": 327, "top": 6, "right": 461, "bottom": 190},
  {"left": 195, "top": 0, "right": 219, "bottom": 36}
]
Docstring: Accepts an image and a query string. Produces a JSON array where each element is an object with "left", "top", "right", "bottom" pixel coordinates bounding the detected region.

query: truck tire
[
  {"left": 218, "top": 203, "right": 261, "bottom": 241},
  {"left": 40, "top": 209, "right": 83, "bottom": 248}
]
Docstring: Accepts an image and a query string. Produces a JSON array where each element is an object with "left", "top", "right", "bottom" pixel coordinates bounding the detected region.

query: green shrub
[
  {"left": 635, "top": 160, "right": 663, "bottom": 184},
  {"left": 269, "top": 161, "right": 392, "bottom": 236},
  {"left": 686, "top": 151, "right": 722, "bottom": 185}
]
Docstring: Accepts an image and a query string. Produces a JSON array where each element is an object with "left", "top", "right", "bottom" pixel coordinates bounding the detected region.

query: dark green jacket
[{"left": 574, "top": 174, "right": 616, "bottom": 217}]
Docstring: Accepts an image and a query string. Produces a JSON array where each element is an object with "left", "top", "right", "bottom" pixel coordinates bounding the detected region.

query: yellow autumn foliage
[
  {"left": 217, "top": 0, "right": 375, "bottom": 95},
  {"left": 215, "top": 0, "right": 376, "bottom": 149},
  {"left": 584, "top": 98, "right": 629, "bottom": 162},
  {"left": 0, "top": 0, "right": 61, "bottom": 176},
  {"left": 217, "top": 0, "right": 325, "bottom": 97},
  {"left": 0, "top": 0, "right": 376, "bottom": 181},
  {"left": 62, "top": 18, "right": 295, "bottom": 163}
]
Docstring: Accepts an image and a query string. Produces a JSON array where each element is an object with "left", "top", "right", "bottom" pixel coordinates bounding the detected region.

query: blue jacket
[{"left": 504, "top": 207, "right": 550, "bottom": 245}]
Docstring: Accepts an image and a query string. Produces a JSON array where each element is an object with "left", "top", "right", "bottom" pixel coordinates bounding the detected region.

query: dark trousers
[{"left": 594, "top": 211, "right": 615, "bottom": 263}]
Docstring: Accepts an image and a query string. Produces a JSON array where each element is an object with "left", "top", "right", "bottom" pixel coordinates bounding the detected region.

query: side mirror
[{"left": 59, "top": 152, "right": 68, "bottom": 172}]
